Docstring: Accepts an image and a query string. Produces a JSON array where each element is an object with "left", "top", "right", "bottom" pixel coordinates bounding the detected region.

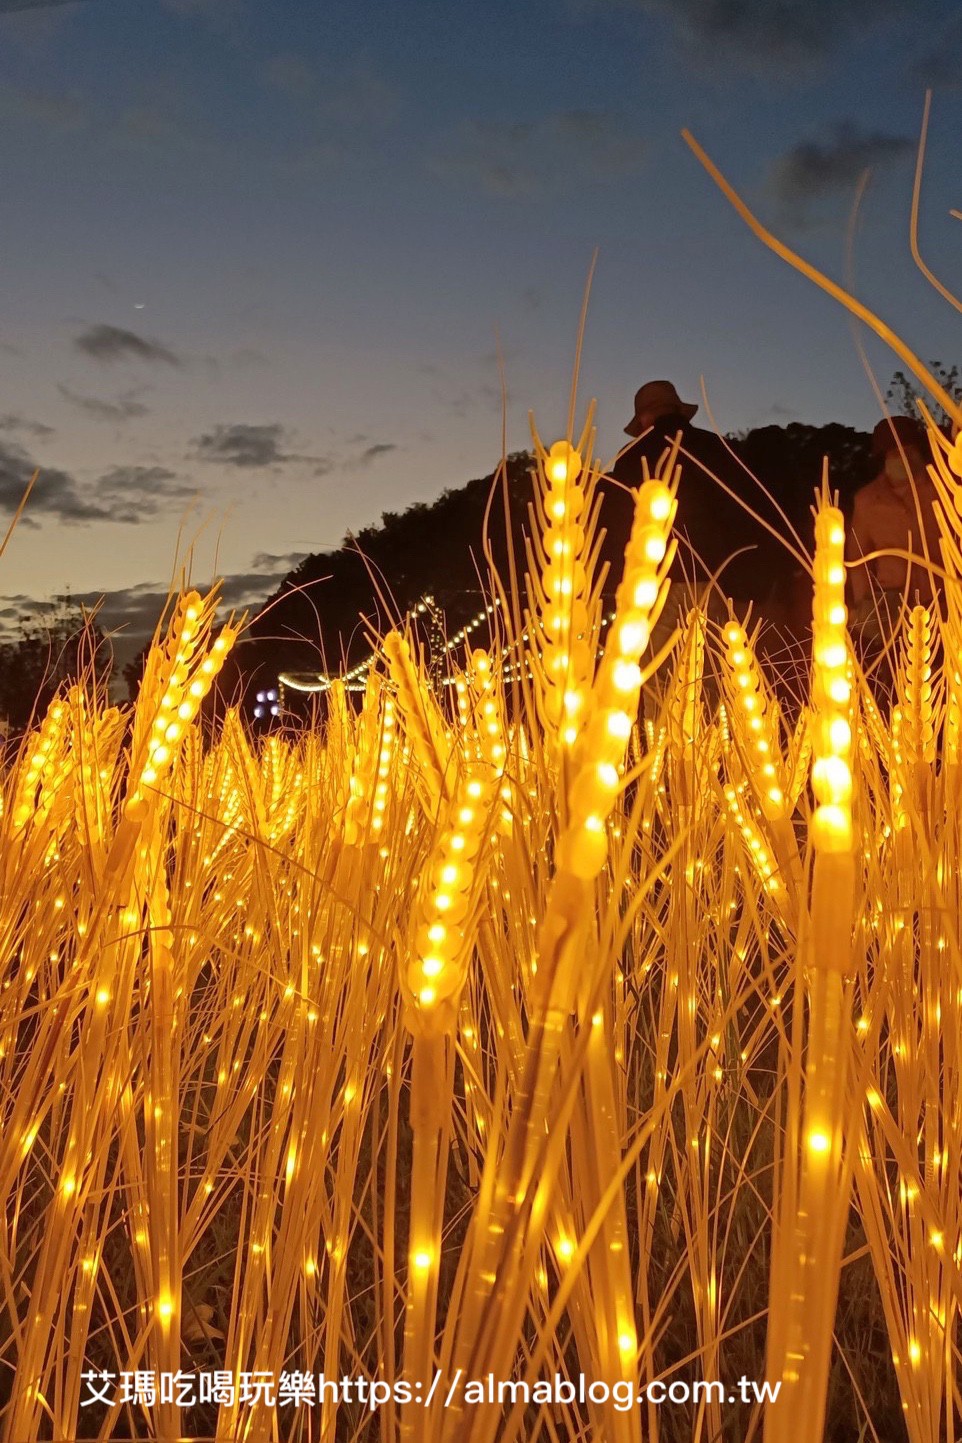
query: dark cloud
[
  {"left": 74, "top": 324, "right": 182, "bottom": 367},
  {"left": 569, "top": 0, "right": 908, "bottom": 64},
  {"left": 769, "top": 122, "right": 915, "bottom": 223},
  {"left": 250, "top": 550, "right": 311, "bottom": 571},
  {"left": 38, "top": 554, "right": 297, "bottom": 666},
  {"left": 430, "top": 109, "right": 646, "bottom": 198},
  {"left": 57, "top": 384, "right": 150, "bottom": 422},
  {"left": 353, "top": 443, "right": 397, "bottom": 467},
  {"left": 192, "top": 422, "right": 297, "bottom": 469},
  {"left": 93, "top": 465, "right": 196, "bottom": 523},
  {"left": 0, "top": 440, "right": 195, "bottom": 527},
  {"left": 198, "top": 347, "right": 270, "bottom": 380},
  {"left": 192, "top": 422, "right": 326, "bottom": 471},
  {"left": 0, "top": 439, "right": 109, "bottom": 525},
  {"left": 0, "top": 414, "right": 54, "bottom": 437}
]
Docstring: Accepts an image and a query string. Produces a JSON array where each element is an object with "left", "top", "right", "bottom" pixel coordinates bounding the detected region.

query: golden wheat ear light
[
  {"left": 124, "top": 588, "right": 238, "bottom": 819},
  {"left": 527, "top": 428, "right": 602, "bottom": 751},
  {"left": 555, "top": 472, "right": 676, "bottom": 883},
  {"left": 766, "top": 492, "right": 857, "bottom": 1443}
]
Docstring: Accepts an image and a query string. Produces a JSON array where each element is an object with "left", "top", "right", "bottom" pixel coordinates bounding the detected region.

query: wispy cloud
[
  {"left": 768, "top": 121, "right": 915, "bottom": 224},
  {"left": 57, "top": 384, "right": 150, "bottom": 422},
  {"left": 349, "top": 442, "right": 397, "bottom": 468},
  {"left": 74, "top": 324, "right": 182, "bottom": 367},
  {"left": 93, "top": 465, "right": 196, "bottom": 523},
  {"left": 250, "top": 550, "right": 310, "bottom": 572},
  {"left": 191, "top": 422, "right": 321, "bottom": 470},
  {"left": 0, "top": 440, "right": 108, "bottom": 525},
  {"left": 0, "top": 440, "right": 195, "bottom": 527},
  {"left": 0, "top": 413, "right": 55, "bottom": 437},
  {"left": 568, "top": 0, "right": 909, "bottom": 65},
  {"left": 431, "top": 109, "right": 647, "bottom": 198}
]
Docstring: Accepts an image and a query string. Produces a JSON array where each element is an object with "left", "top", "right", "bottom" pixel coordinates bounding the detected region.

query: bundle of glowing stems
[
  {"left": 766, "top": 498, "right": 856, "bottom": 1443},
  {"left": 556, "top": 465, "right": 676, "bottom": 882}
]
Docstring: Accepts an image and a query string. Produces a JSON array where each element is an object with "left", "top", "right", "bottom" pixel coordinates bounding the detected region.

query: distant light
[
  {"left": 267, "top": 689, "right": 277, "bottom": 701},
  {"left": 256, "top": 691, "right": 265, "bottom": 703},
  {"left": 270, "top": 705, "right": 279, "bottom": 716},
  {"left": 253, "top": 706, "right": 264, "bottom": 719}
]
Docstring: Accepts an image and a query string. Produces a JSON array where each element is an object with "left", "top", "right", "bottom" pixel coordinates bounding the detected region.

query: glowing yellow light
[{"left": 649, "top": 488, "right": 671, "bottom": 521}]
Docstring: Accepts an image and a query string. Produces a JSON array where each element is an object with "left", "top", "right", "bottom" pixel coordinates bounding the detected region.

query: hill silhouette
[{"left": 204, "top": 421, "right": 878, "bottom": 711}]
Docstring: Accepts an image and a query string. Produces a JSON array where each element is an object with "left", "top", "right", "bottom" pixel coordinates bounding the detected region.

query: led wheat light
[
  {"left": 8, "top": 308, "right": 962, "bottom": 1443},
  {"left": 766, "top": 493, "right": 857, "bottom": 1443}
]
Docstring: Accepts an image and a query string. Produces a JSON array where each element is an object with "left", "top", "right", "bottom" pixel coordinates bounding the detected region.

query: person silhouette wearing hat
[
  {"left": 602, "top": 380, "right": 780, "bottom": 703},
  {"left": 846, "top": 415, "right": 942, "bottom": 650}
]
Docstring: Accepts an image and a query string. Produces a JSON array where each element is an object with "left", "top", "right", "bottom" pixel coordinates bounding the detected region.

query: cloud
[
  {"left": 0, "top": 414, "right": 54, "bottom": 437},
  {"left": 74, "top": 324, "right": 182, "bottom": 367},
  {"left": 0, "top": 439, "right": 110, "bottom": 525},
  {"left": 57, "top": 384, "right": 150, "bottom": 422},
  {"left": 250, "top": 550, "right": 310, "bottom": 572},
  {"left": 92, "top": 465, "right": 196, "bottom": 523},
  {"left": 38, "top": 551, "right": 299, "bottom": 667},
  {"left": 569, "top": 0, "right": 908, "bottom": 64},
  {"left": 192, "top": 422, "right": 312, "bottom": 470},
  {"left": 769, "top": 122, "right": 915, "bottom": 223},
  {"left": 430, "top": 109, "right": 647, "bottom": 198},
  {"left": 352, "top": 443, "right": 397, "bottom": 467},
  {"left": 0, "top": 439, "right": 197, "bottom": 527}
]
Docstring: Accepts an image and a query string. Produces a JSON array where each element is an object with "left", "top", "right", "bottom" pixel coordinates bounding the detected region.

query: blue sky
[{"left": 0, "top": 0, "right": 959, "bottom": 664}]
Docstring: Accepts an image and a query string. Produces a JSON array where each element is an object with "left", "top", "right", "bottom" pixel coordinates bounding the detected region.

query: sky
[{"left": 0, "top": 0, "right": 960, "bottom": 671}]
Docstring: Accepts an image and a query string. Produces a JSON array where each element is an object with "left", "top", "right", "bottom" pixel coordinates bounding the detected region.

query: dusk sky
[{"left": 1, "top": 0, "right": 960, "bottom": 668}]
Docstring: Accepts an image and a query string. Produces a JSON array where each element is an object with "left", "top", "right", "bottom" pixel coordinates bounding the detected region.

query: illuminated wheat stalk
[
  {"left": 397, "top": 757, "right": 495, "bottom": 1438},
  {"left": 3, "top": 589, "right": 237, "bottom": 1443},
  {"left": 720, "top": 616, "right": 803, "bottom": 911},
  {"left": 765, "top": 493, "right": 857, "bottom": 1443},
  {"left": 384, "top": 628, "right": 452, "bottom": 818},
  {"left": 440, "top": 465, "right": 676, "bottom": 1443},
  {"left": 525, "top": 422, "right": 604, "bottom": 753}
]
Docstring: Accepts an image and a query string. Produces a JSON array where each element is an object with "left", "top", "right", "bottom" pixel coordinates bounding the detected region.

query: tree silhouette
[
  {"left": 228, "top": 424, "right": 883, "bottom": 701},
  {"left": 0, "top": 598, "right": 106, "bottom": 736},
  {"left": 886, "top": 364, "right": 962, "bottom": 432}
]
